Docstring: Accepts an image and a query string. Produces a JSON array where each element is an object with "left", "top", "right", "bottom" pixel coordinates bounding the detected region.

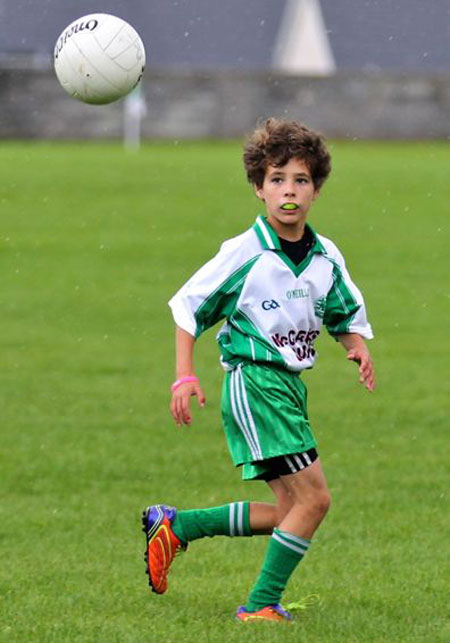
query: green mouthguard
[{"left": 281, "top": 203, "right": 297, "bottom": 210}]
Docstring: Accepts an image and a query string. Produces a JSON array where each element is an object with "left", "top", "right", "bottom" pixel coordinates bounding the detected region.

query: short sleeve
[
  {"left": 168, "top": 239, "right": 260, "bottom": 338},
  {"left": 323, "top": 248, "right": 374, "bottom": 340}
]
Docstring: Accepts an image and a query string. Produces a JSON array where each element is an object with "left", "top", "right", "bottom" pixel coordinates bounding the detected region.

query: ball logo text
[{"left": 54, "top": 20, "right": 99, "bottom": 59}]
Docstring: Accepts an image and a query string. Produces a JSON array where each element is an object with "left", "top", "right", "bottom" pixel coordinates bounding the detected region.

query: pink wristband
[{"left": 171, "top": 376, "right": 199, "bottom": 393}]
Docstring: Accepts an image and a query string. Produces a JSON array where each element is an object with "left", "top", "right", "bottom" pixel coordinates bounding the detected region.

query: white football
[{"left": 54, "top": 13, "right": 146, "bottom": 105}]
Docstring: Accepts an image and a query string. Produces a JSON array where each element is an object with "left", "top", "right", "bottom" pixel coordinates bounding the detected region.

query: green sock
[
  {"left": 246, "top": 528, "right": 310, "bottom": 611},
  {"left": 172, "top": 502, "right": 252, "bottom": 543}
]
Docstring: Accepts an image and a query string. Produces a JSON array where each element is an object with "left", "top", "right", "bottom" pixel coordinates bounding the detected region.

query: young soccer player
[{"left": 142, "top": 118, "right": 375, "bottom": 622}]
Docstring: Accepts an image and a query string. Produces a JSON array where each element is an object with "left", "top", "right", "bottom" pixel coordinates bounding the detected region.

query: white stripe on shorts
[
  {"left": 230, "top": 370, "right": 260, "bottom": 460},
  {"left": 293, "top": 454, "right": 305, "bottom": 470},
  {"left": 284, "top": 456, "right": 297, "bottom": 473},
  {"left": 236, "top": 366, "right": 263, "bottom": 460}
]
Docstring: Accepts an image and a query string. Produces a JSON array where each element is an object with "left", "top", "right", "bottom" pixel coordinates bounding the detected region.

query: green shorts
[{"left": 221, "top": 362, "right": 317, "bottom": 481}]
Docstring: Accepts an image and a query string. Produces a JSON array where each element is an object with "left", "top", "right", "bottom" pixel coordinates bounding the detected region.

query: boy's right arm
[{"left": 170, "top": 326, "right": 206, "bottom": 427}]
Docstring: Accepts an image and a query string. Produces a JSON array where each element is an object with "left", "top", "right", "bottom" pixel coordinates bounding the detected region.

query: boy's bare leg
[
  {"left": 278, "top": 458, "right": 331, "bottom": 539},
  {"left": 249, "top": 479, "right": 294, "bottom": 534},
  {"left": 243, "top": 460, "right": 330, "bottom": 613}
]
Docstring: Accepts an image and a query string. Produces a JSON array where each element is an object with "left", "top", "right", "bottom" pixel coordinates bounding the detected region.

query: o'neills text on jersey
[{"left": 286, "top": 288, "right": 309, "bottom": 300}]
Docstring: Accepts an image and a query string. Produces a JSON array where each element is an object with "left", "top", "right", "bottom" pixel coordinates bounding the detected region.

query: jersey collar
[{"left": 253, "top": 215, "right": 326, "bottom": 254}]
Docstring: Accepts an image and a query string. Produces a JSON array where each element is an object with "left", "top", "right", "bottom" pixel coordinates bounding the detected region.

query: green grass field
[{"left": 1, "top": 140, "right": 448, "bottom": 642}]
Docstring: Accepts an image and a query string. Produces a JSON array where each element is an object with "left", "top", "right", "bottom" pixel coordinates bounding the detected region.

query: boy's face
[{"left": 254, "top": 158, "right": 319, "bottom": 237}]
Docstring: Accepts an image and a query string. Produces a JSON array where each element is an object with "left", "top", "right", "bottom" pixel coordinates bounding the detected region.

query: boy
[{"left": 142, "top": 118, "right": 374, "bottom": 622}]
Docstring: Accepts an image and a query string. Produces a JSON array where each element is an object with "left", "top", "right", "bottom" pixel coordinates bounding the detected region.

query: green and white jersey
[{"left": 169, "top": 216, "right": 373, "bottom": 373}]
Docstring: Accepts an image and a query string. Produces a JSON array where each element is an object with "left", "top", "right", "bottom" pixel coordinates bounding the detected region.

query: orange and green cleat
[
  {"left": 142, "top": 504, "right": 187, "bottom": 594},
  {"left": 236, "top": 604, "right": 292, "bottom": 623}
]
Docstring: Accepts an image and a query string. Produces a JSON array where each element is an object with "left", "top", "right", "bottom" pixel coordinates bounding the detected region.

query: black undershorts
[{"left": 254, "top": 447, "right": 318, "bottom": 482}]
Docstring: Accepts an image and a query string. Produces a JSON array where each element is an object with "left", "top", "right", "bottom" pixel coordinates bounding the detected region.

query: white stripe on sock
[
  {"left": 277, "top": 529, "right": 310, "bottom": 551},
  {"left": 229, "top": 503, "right": 235, "bottom": 537},
  {"left": 237, "top": 502, "right": 244, "bottom": 536},
  {"left": 272, "top": 532, "right": 308, "bottom": 556}
]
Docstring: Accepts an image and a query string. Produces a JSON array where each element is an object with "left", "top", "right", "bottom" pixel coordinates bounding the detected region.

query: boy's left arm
[{"left": 336, "top": 333, "right": 375, "bottom": 392}]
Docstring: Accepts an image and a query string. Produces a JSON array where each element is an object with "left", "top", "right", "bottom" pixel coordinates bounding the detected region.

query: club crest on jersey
[{"left": 314, "top": 296, "right": 327, "bottom": 319}]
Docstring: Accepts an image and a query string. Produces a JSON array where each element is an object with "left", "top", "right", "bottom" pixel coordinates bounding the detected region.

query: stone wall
[{"left": 1, "top": 66, "right": 449, "bottom": 139}]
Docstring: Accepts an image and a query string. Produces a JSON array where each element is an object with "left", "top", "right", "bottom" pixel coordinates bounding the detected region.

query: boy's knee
[
  {"left": 310, "top": 490, "right": 331, "bottom": 518},
  {"left": 290, "top": 489, "right": 330, "bottom": 521},
  {"left": 274, "top": 489, "right": 294, "bottom": 525},
  {"left": 275, "top": 502, "right": 293, "bottom": 525}
]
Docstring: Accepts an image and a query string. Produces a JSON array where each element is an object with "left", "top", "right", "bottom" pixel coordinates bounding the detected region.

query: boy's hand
[
  {"left": 347, "top": 347, "right": 375, "bottom": 392},
  {"left": 170, "top": 381, "right": 206, "bottom": 427}
]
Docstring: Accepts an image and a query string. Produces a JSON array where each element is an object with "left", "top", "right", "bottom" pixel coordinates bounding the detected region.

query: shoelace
[{"left": 285, "top": 594, "right": 320, "bottom": 612}]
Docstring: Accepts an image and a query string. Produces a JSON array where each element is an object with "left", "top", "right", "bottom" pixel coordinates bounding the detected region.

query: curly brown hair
[{"left": 243, "top": 118, "right": 331, "bottom": 190}]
